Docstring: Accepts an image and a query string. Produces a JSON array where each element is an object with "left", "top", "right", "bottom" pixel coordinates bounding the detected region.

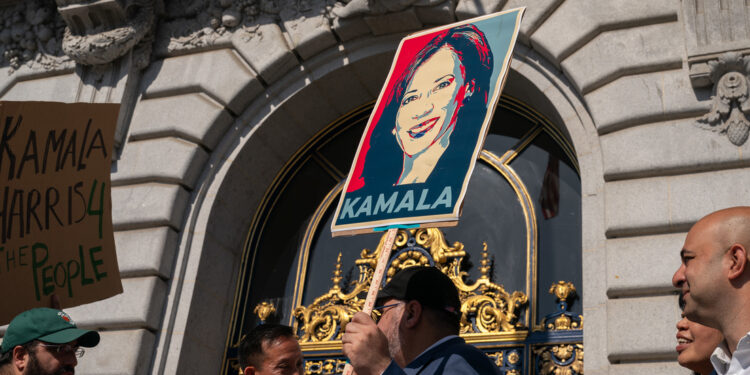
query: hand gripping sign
[
  {"left": 0, "top": 101, "right": 122, "bottom": 324},
  {"left": 330, "top": 9, "right": 525, "bottom": 374}
]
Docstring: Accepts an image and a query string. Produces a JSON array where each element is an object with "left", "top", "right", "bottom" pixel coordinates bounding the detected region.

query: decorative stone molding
[
  {"left": 696, "top": 52, "right": 750, "bottom": 146},
  {"left": 0, "top": 0, "right": 69, "bottom": 72},
  {"left": 330, "top": 0, "right": 446, "bottom": 18},
  {"left": 155, "top": 0, "right": 456, "bottom": 56},
  {"left": 57, "top": 0, "right": 160, "bottom": 68},
  {"left": 682, "top": 0, "right": 750, "bottom": 88},
  {"left": 156, "top": 0, "right": 285, "bottom": 55}
]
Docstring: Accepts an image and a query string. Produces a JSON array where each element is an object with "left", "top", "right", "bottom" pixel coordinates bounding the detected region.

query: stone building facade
[{"left": 1, "top": 0, "right": 747, "bottom": 374}]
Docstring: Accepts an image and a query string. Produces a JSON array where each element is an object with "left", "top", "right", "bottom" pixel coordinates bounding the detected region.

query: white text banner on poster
[
  {"left": 331, "top": 8, "right": 525, "bottom": 236},
  {"left": 0, "top": 101, "right": 122, "bottom": 324}
]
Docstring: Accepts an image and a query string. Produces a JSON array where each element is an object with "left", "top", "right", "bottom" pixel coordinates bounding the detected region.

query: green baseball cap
[{"left": 1, "top": 308, "right": 100, "bottom": 353}]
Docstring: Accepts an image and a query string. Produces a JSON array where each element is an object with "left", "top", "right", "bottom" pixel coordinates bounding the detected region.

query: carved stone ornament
[
  {"left": 0, "top": 0, "right": 69, "bottom": 72},
  {"left": 697, "top": 52, "right": 750, "bottom": 146},
  {"left": 330, "top": 0, "right": 446, "bottom": 18},
  {"left": 155, "top": 0, "right": 456, "bottom": 56},
  {"left": 56, "top": 0, "right": 160, "bottom": 68}
]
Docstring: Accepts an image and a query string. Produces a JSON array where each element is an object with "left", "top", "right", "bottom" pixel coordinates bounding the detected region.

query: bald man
[{"left": 672, "top": 206, "right": 750, "bottom": 375}]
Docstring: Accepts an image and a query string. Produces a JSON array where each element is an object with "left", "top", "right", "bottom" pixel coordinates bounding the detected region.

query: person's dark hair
[
  {"left": 362, "top": 23, "right": 493, "bottom": 188},
  {"left": 238, "top": 324, "right": 296, "bottom": 370},
  {"left": 0, "top": 341, "right": 38, "bottom": 367}
]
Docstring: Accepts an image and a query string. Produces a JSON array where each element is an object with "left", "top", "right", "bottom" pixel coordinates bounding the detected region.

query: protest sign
[
  {"left": 331, "top": 8, "right": 525, "bottom": 236},
  {"left": 0, "top": 101, "right": 122, "bottom": 324}
]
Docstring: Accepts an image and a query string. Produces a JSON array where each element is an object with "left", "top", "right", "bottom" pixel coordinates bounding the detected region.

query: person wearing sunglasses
[
  {"left": 0, "top": 308, "right": 99, "bottom": 375},
  {"left": 342, "top": 266, "right": 500, "bottom": 375}
]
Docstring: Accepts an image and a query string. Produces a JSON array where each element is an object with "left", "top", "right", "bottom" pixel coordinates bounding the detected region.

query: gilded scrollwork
[
  {"left": 253, "top": 301, "right": 276, "bottom": 322},
  {"left": 293, "top": 229, "right": 528, "bottom": 343},
  {"left": 304, "top": 358, "right": 347, "bottom": 375},
  {"left": 457, "top": 244, "right": 527, "bottom": 333},
  {"left": 534, "top": 344, "right": 583, "bottom": 375},
  {"left": 294, "top": 253, "right": 367, "bottom": 342},
  {"left": 486, "top": 351, "right": 503, "bottom": 367},
  {"left": 543, "top": 281, "right": 582, "bottom": 331}
]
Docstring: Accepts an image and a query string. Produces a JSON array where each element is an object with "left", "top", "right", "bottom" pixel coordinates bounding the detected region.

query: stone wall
[{"left": 2, "top": 0, "right": 748, "bottom": 373}]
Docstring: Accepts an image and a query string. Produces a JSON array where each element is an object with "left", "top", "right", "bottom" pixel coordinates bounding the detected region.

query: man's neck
[
  {"left": 0, "top": 363, "right": 17, "bottom": 375},
  {"left": 719, "top": 297, "right": 750, "bottom": 353},
  {"left": 402, "top": 330, "right": 454, "bottom": 365}
]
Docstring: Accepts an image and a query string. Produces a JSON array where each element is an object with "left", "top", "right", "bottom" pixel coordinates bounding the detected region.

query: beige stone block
[
  {"left": 66, "top": 277, "right": 167, "bottom": 330},
  {"left": 115, "top": 227, "right": 178, "bottom": 278},
  {"left": 113, "top": 138, "right": 208, "bottom": 189},
  {"left": 364, "top": 8, "right": 422, "bottom": 35},
  {"left": 280, "top": 1, "right": 338, "bottom": 60},
  {"left": 601, "top": 118, "right": 750, "bottom": 181},
  {"left": 606, "top": 233, "right": 685, "bottom": 297},
  {"left": 585, "top": 70, "right": 710, "bottom": 133},
  {"left": 562, "top": 22, "right": 682, "bottom": 94},
  {"left": 231, "top": 18, "right": 298, "bottom": 84},
  {"left": 112, "top": 183, "right": 190, "bottom": 231},
  {"left": 531, "top": 0, "right": 677, "bottom": 63},
  {"left": 505, "top": 0, "right": 563, "bottom": 44},
  {"left": 609, "top": 362, "right": 688, "bottom": 375},
  {"left": 607, "top": 294, "right": 680, "bottom": 362},
  {"left": 415, "top": 1, "right": 455, "bottom": 25},
  {"left": 0, "top": 72, "right": 80, "bottom": 102},
  {"left": 76, "top": 329, "right": 155, "bottom": 375},
  {"left": 142, "top": 49, "right": 263, "bottom": 114},
  {"left": 456, "top": 0, "right": 504, "bottom": 19},
  {"left": 605, "top": 168, "right": 750, "bottom": 236},
  {"left": 129, "top": 93, "right": 234, "bottom": 150}
]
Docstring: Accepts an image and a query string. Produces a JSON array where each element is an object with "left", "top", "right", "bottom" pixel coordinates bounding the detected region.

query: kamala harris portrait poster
[{"left": 331, "top": 8, "right": 525, "bottom": 236}]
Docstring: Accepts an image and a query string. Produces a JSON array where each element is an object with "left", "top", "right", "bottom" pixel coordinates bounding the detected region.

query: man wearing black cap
[
  {"left": 342, "top": 266, "right": 500, "bottom": 375},
  {"left": 0, "top": 308, "right": 99, "bottom": 375}
]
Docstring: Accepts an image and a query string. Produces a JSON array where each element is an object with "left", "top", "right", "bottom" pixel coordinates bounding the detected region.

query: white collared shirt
[{"left": 711, "top": 332, "right": 750, "bottom": 375}]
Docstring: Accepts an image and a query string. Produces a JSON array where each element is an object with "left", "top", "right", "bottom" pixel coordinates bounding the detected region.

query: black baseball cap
[{"left": 377, "top": 266, "right": 461, "bottom": 315}]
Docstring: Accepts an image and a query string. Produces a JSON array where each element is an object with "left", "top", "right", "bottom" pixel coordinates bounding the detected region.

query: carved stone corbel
[
  {"left": 696, "top": 52, "right": 750, "bottom": 146},
  {"left": 57, "top": 0, "right": 158, "bottom": 68},
  {"left": 54, "top": 0, "right": 162, "bottom": 150}
]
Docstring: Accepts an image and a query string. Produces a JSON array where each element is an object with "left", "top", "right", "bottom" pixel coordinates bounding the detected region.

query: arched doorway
[{"left": 222, "top": 94, "right": 583, "bottom": 375}]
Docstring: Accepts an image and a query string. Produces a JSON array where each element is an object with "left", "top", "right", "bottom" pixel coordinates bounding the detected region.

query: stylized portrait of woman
[
  {"left": 362, "top": 24, "right": 494, "bottom": 187},
  {"left": 332, "top": 9, "right": 523, "bottom": 234}
]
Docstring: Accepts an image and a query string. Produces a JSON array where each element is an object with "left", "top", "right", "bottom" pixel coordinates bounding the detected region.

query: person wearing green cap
[{"left": 0, "top": 308, "right": 99, "bottom": 375}]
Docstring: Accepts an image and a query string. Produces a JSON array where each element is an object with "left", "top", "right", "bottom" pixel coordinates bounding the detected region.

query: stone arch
[{"left": 150, "top": 25, "right": 603, "bottom": 372}]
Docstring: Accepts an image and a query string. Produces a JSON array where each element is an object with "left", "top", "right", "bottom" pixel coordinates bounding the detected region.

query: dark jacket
[{"left": 382, "top": 336, "right": 501, "bottom": 375}]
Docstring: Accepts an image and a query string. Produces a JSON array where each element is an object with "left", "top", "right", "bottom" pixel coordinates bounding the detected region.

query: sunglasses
[{"left": 371, "top": 302, "right": 405, "bottom": 322}]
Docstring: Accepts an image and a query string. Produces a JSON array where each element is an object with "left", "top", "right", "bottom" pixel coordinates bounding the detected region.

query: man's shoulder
[{"left": 421, "top": 337, "right": 501, "bottom": 375}]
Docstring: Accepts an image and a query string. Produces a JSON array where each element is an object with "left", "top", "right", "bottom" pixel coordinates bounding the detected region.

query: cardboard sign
[
  {"left": 0, "top": 101, "right": 122, "bottom": 324},
  {"left": 331, "top": 9, "right": 525, "bottom": 236}
]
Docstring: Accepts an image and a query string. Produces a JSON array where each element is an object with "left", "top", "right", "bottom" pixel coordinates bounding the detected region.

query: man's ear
[
  {"left": 243, "top": 366, "right": 256, "bottom": 375},
  {"left": 403, "top": 301, "right": 422, "bottom": 328},
  {"left": 12, "top": 345, "right": 29, "bottom": 371},
  {"left": 727, "top": 243, "right": 748, "bottom": 280}
]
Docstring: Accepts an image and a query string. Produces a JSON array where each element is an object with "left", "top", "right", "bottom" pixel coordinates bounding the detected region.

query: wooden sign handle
[{"left": 342, "top": 227, "right": 398, "bottom": 375}]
